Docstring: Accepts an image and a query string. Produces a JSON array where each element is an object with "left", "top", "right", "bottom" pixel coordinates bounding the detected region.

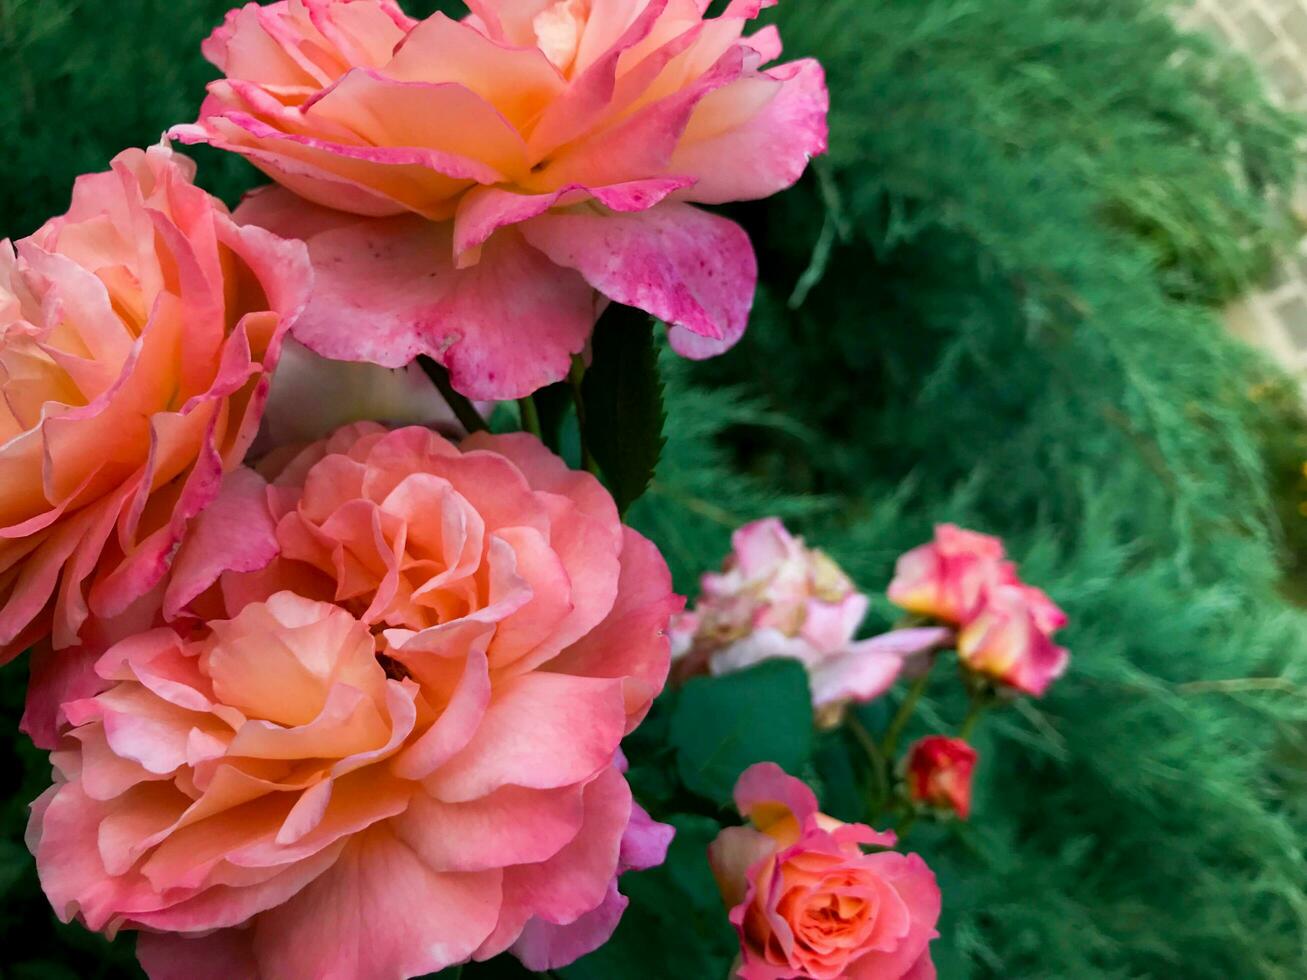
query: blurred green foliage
[
  {"left": 628, "top": 0, "right": 1307, "bottom": 976},
  {"left": 4, "top": 0, "right": 1307, "bottom": 978}
]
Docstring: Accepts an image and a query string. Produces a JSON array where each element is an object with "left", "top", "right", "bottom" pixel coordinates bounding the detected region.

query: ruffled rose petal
[
  {"left": 251, "top": 826, "right": 502, "bottom": 979},
  {"left": 672, "top": 59, "right": 828, "bottom": 204},
  {"left": 522, "top": 200, "right": 754, "bottom": 359},
  {"left": 235, "top": 192, "right": 597, "bottom": 399}
]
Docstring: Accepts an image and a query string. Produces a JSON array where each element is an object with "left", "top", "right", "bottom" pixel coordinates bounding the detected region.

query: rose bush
[
  {"left": 173, "top": 0, "right": 828, "bottom": 398},
  {"left": 0, "top": 144, "right": 309, "bottom": 670},
  {"left": 709, "top": 763, "right": 940, "bottom": 979},
  {"left": 27, "top": 422, "right": 680, "bottom": 978}
]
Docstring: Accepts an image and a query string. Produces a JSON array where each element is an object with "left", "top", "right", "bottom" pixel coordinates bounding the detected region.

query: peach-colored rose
[
  {"left": 29, "top": 424, "right": 680, "bottom": 978},
  {"left": 173, "top": 0, "right": 828, "bottom": 398},
  {"left": 0, "top": 145, "right": 310, "bottom": 667},
  {"left": 673, "top": 519, "right": 948, "bottom": 712},
  {"left": 904, "top": 736, "right": 977, "bottom": 820},
  {"left": 709, "top": 763, "right": 940, "bottom": 980},
  {"left": 957, "top": 584, "right": 1068, "bottom": 697}
]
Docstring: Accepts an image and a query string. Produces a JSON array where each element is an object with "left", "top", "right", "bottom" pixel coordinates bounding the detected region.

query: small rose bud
[{"left": 905, "top": 736, "right": 979, "bottom": 820}]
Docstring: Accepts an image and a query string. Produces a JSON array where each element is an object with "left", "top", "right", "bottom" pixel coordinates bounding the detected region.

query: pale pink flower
[
  {"left": 173, "top": 0, "right": 828, "bottom": 398},
  {"left": 0, "top": 145, "right": 310, "bottom": 668},
  {"left": 28, "top": 423, "right": 679, "bottom": 978},
  {"left": 709, "top": 763, "right": 941, "bottom": 979},
  {"left": 674, "top": 519, "right": 948, "bottom": 711}
]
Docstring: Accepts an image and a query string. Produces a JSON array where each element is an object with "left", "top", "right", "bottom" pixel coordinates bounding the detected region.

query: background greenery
[{"left": 4, "top": 0, "right": 1307, "bottom": 977}]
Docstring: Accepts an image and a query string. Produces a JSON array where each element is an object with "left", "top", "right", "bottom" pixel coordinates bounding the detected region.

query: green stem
[
  {"left": 959, "top": 696, "right": 988, "bottom": 740},
  {"left": 847, "top": 714, "right": 890, "bottom": 817},
  {"left": 569, "top": 355, "right": 600, "bottom": 476},
  {"left": 517, "top": 395, "right": 542, "bottom": 438},
  {"left": 417, "top": 356, "right": 487, "bottom": 433},
  {"left": 881, "top": 661, "right": 935, "bottom": 759}
]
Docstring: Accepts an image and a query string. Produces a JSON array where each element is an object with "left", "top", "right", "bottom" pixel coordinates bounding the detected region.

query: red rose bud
[{"left": 906, "top": 736, "right": 978, "bottom": 820}]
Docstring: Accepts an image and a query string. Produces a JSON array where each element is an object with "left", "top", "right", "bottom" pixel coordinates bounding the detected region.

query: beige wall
[{"left": 1183, "top": 0, "right": 1307, "bottom": 378}]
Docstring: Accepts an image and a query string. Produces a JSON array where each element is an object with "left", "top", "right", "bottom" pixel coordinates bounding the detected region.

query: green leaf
[
  {"left": 580, "top": 306, "right": 666, "bottom": 515},
  {"left": 669, "top": 659, "right": 815, "bottom": 806}
]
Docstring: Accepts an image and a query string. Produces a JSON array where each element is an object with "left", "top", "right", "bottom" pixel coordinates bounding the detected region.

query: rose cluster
[
  {"left": 1, "top": 1, "right": 1077, "bottom": 977},
  {"left": 889, "top": 524, "right": 1069, "bottom": 697},
  {"left": 3, "top": 0, "right": 828, "bottom": 972}
]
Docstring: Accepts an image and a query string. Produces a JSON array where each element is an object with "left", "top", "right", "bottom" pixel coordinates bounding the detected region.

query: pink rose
[
  {"left": 173, "top": 0, "right": 828, "bottom": 398},
  {"left": 957, "top": 585, "right": 1069, "bottom": 697},
  {"left": 0, "top": 145, "right": 310, "bottom": 666},
  {"left": 28, "top": 423, "right": 680, "bottom": 978},
  {"left": 709, "top": 763, "right": 941, "bottom": 980},
  {"left": 886, "top": 524, "right": 1007, "bottom": 626},
  {"left": 905, "top": 736, "right": 977, "bottom": 820},
  {"left": 674, "top": 519, "right": 948, "bottom": 712}
]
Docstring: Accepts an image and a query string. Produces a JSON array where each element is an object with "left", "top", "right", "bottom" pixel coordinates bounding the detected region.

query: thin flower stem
[
  {"left": 847, "top": 714, "right": 890, "bottom": 816},
  {"left": 569, "top": 355, "right": 601, "bottom": 476},
  {"left": 881, "top": 660, "right": 935, "bottom": 759},
  {"left": 517, "top": 395, "right": 542, "bottom": 439},
  {"left": 416, "top": 356, "right": 487, "bottom": 433},
  {"left": 959, "top": 696, "right": 988, "bottom": 740}
]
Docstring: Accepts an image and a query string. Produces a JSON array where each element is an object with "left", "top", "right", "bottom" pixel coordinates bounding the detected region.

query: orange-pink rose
[
  {"left": 709, "top": 763, "right": 941, "bottom": 980},
  {"left": 29, "top": 423, "right": 679, "bottom": 978},
  {"left": 0, "top": 145, "right": 309, "bottom": 668},
  {"left": 173, "top": 0, "right": 828, "bottom": 398}
]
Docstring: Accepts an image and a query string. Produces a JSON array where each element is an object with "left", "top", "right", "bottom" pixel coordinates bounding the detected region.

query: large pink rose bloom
[
  {"left": 0, "top": 145, "right": 309, "bottom": 666},
  {"left": 172, "top": 0, "right": 828, "bottom": 398},
  {"left": 709, "top": 764, "right": 940, "bottom": 980},
  {"left": 28, "top": 423, "right": 679, "bottom": 978}
]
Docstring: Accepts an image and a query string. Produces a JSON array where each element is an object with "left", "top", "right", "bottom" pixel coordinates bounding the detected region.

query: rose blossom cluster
[
  {"left": 889, "top": 524, "right": 1069, "bottom": 697},
  {"left": 1, "top": 0, "right": 835, "bottom": 976},
  {"left": 3, "top": 1, "right": 1074, "bottom": 977},
  {"left": 671, "top": 518, "right": 949, "bottom": 717}
]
